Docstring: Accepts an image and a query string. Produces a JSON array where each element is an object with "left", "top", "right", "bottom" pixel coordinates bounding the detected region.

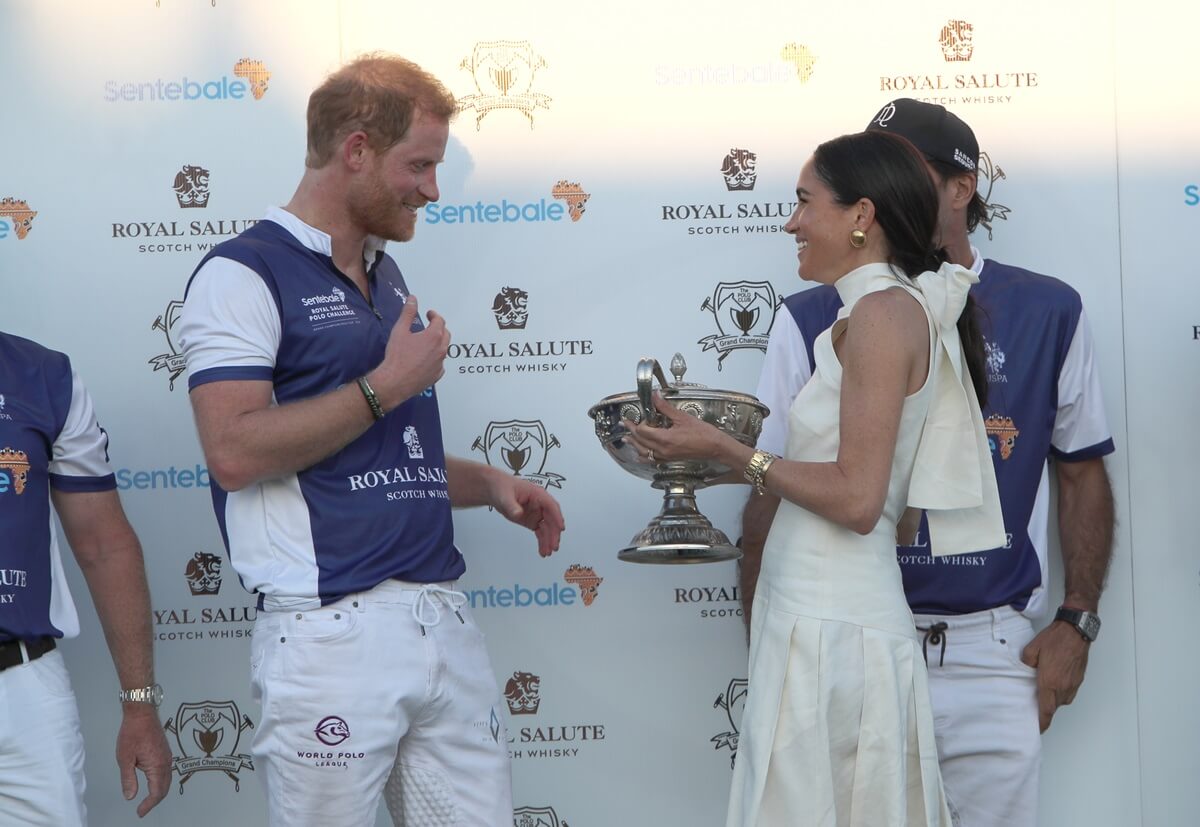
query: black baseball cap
[{"left": 865, "top": 98, "right": 979, "bottom": 173}]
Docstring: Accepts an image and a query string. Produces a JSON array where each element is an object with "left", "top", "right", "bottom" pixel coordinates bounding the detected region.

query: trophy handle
[{"left": 636, "top": 357, "right": 672, "bottom": 426}]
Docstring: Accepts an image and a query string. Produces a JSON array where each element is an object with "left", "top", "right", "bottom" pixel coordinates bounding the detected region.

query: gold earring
[{"left": 850, "top": 229, "right": 866, "bottom": 248}]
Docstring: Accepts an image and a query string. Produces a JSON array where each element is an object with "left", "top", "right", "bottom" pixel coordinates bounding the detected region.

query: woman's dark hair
[{"left": 812, "top": 131, "right": 988, "bottom": 406}]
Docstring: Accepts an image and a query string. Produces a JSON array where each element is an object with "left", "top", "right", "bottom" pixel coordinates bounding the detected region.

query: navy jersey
[
  {"left": 0, "top": 333, "right": 116, "bottom": 641},
  {"left": 755, "top": 255, "right": 1114, "bottom": 617},
  {"left": 179, "top": 209, "right": 463, "bottom": 611}
]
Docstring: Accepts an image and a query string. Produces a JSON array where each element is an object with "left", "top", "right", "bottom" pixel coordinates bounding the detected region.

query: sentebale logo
[
  {"left": 104, "top": 58, "right": 272, "bottom": 102},
  {"left": 0, "top": 198, "right": 37, "bottom": 240}
]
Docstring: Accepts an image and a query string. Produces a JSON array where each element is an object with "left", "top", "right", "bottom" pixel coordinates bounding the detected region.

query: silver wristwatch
[
  {"left": 119, "top": 683, "right": 164, "bottom": 707},
  {"left": 1055, "top": 607, "right": 1101, "bottom": 643}
]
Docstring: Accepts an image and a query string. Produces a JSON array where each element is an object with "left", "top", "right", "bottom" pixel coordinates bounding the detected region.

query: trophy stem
[{"left": 618, "top": 476, "right": 742, "bottom": 564}]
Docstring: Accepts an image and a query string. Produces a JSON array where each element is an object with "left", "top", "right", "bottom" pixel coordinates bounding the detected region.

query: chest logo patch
[
  {"left": 985, "top": 414, "right": 1020, "bottom": 460},
  {"left": 0, "top": 447, "right": 30, "bottom": 495}
]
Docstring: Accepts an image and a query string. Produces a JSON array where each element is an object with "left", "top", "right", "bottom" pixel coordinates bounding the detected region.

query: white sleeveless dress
[{"left": 726, "top": 262, "right": 1005, "bottom": 827}]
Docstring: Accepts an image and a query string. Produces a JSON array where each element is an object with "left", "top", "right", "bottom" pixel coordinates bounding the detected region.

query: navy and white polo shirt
[
  {"left": 755, "top": 251, "right": 1114, "bottom": 618},
  {"left": 0, "top": 332, "right": 116, "bottom": 642},
  {"left": 178, "top": 208, "right": 463, "bottom": 611}
]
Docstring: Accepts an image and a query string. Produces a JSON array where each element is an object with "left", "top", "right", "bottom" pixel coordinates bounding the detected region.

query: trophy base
[
  {"left": 617, "top": 489, "right": 742, "bottom": 564},
  {"left": 618, "top": 542, "right": 742, "bottom": 564}
]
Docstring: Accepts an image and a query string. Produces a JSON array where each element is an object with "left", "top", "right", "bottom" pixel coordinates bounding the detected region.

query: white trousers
[
  {"left": 914, "top": 607, "right": 1041, "bottom": 827},
  {"left": 0, "top": 649, "right": 87, "bottom": 827},
  {"left": 250, "top": 580, "right": 512, "bottom": 827}
]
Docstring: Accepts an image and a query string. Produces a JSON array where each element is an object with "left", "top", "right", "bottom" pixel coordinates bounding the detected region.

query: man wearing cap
[
  {"left": 739, "top": 99, "right": 1115, "bottom": 825},
  {"left": 0, "top": 330, "right": 171, "bottom": 824}
]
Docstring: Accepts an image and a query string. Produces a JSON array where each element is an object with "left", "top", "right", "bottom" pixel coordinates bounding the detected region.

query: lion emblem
[
  {"left": 939, "top": 20, "right": 974, "bottom": 62},
  {"left": 503, "top": 671, "right": 542, "bottom": 715},
  {"left": 172, "top": 165, "right": 210, "bottom": 209},
  {"left": 184, "top": 551, "right": 223, "bottom": 596},
  {"left": 402, "top": 425, "right": 424, "bottom": 459},
  {"left": 233, "top": 58, "right": 271, "bottom": 100},
  {"left": 492, "top": 287, "right": 529, "bottom": 330},
  {"left": 720, "top": 149, "right": 758, "bottom": 192}
]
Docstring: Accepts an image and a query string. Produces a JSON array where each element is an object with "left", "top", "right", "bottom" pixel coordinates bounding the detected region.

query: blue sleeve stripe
[
  {"left": 1051, "top": 438, "right": 1115, "bottom": 462},
  {"left": 188, "top": 366, "right": 274, "bottom": 390},
  {"left": 49, "top": 473, "right": 117, "bottom": 492}
]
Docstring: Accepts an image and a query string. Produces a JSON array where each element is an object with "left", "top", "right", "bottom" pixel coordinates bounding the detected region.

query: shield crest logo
[
  {"left": 699, "top": 281, "right": 783, "bottom": 368},
  {"left": 471, "top": 420, "right": 564, "bottom": 489},
  {"left": 165, "top": 699, "right": 255, "bottom": 792},
  {"left": 149, "top": 299, "right": 188, "bottom": 390},
  {"left": 711, "top": 678, "right": 749, "bottom": 767},
  {"left": 513, "top": 806, "right": 568, "bottom": 827},
  {"left": 459, "top": 40, "right": 553, "bottom": 129}
]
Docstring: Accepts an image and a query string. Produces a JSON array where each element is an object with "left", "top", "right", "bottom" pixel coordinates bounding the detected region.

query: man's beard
[{"left": 349, "top": 177, "right": 414, "bottom": 243}]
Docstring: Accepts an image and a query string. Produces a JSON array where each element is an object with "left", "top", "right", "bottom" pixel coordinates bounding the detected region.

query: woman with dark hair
[{"left": 625, "top": 130, "right": 1004, "bottom": 826}]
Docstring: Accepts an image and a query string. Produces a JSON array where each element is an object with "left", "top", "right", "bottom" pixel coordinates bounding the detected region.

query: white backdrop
[{"left": 0, "top": 0, "right": 1195, "bottom": 824}]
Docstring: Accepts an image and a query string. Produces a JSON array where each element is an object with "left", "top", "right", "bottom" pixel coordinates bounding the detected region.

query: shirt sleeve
[
  {"left": 179, "top": 257, "right": 281, "bottom": 389},
  {"left": 754, "top": 313, "right": 811, "bottom": 456},
  {"left": 1051, "top": 307, "right": 1115, "bottom": 460},
  {"left": 48, "top": 369, "right": 117, "bottom": 492}
]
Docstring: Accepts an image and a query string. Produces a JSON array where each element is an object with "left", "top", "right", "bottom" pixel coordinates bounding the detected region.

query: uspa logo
[
  {"left": 984, "top": 338, "right": 1007, "bottom": 383},
  {"left": 104, "top": 58, "right": 272, "bottom": 102},
  {"left": 550, "top": 181, "right": 590, "bottom": 221},
  {"left": 514, "top": 806, "right": 571, "bottom": 827},
  {"left": 985, "top": 414, "right": 1020, "bottom": 460},
  {"left": 164, "top": 699, "right": 254, "bottom": 792},
  {"left": 492, "top": 287, "right": 530, "bottom": 330},
  {"left": 780, "top": 43, "right": 818, "bottom": 82},
  {"left": 720, "top": 149, "right": 758, "bottom": 192},
  {"left": 0, "top": 448, "right": 30, "bottom": 496},
  {"left": 471, "top": 420, "right": 565, "bottom": 490},
  {"left": 711, "top": 678, "right": 748, "bottom": 768},
  {"left": 0, "top": 198, "right": 37, "bottom": 240},
  {"left": 459, "top": 40, "right": 551, "bottom": 129},
  {"left": 184, "top": 551, "right": 223, "bottom": 596},
  {"left": 939, "top": 20, "right": 975, "bottom": 62},
  {"left": 660, "top": 154, "right": 795, "bottom": 237},
  {"left": 699, "top": 281, "right": 784, "bottom": 369},
  {"left": 0, "top": 395, "right": 10, "bottom": 421},
  {"left": 173, "top": 165, "right": 210, "bottom": 208},
  {"left": 878, "top": 20, "right": 1038, "bottom": 106},
  {"left": 504, "top": 669, "right": 607, "bottom": 761},
  {"left": 149, "top": 299, "right": 187, "bottom": 390},
  {"left": 504, "top": 671, "right": 542, "bottom": 715}
]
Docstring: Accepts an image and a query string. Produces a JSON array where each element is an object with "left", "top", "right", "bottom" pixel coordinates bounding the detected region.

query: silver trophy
[{"left": 588, "top": 353, "right": 769, "bottom": 563}]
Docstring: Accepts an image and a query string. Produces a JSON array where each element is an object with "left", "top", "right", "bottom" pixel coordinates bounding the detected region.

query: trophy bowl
[{"left": 587, "top": 353, "right": 769, "bottom": 564}]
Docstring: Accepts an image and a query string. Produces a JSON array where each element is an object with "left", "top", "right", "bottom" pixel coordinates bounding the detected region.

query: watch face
[
  {"left": 1081, "top": 614, "right": 1101, "bottom": 641},
  {"left": 149, "top": 684, "right": 164, "bottom": 706}
]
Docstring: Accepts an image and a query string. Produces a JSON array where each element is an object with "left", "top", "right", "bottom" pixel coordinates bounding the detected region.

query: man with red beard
[{"left": 178, "top": 54, "right": 564, "bottom": 827}]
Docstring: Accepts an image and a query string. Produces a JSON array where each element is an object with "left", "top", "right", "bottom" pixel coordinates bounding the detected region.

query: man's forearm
[
  {"left": 80, "top": 541, "right": 157, "bottom": 691},
  {"left": 446, "top": 456, "right": 505, "bottom": 509},
  {"left": 1056, "top": 457, "right": 1114, "bottom": 611},
  {"left": 739, "top": 492, "right": 780, "bottom": 631}
]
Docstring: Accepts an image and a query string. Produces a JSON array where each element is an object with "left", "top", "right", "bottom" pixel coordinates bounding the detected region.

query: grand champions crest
[
  {"left": 699, "top": 281, "right": 783, "bottom": 368},
  {"left": 164, "top": 699, "right": 254, "bottom": 792},
  {"left": 458, "top": 40, "right": 552, "bottom": 129},
  {"left": 471, "top": 420, "right": 565, "bottom": 489}
]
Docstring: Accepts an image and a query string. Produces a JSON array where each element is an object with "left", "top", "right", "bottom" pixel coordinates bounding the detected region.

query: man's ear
[
  {"left": 947, "top": 171, "right": 978, "bottom": 211},
  {"left": 342, "top": 131, "right": 372, "bottom": 171}
]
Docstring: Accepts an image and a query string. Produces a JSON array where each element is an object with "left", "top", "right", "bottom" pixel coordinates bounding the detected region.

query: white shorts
[
  {"left": 250, "top": 580, "right": 511, "bottom": 827},
  {"left": 0, "top": 648, "right": 87, "bottom": 827},
  {"left": 914, "top": 607, "right": 1041, "bottom": 827}
]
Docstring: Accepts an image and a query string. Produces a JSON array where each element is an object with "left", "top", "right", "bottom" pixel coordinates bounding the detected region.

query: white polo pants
[
  {"left": 915, "top": 607, "right": 1042, "bottom": 827},
  {"left": 250, "top": 580, "right": 511, "bottom": 827},
  {"left": 0, "top": 650, "right": 87, "bottom": 827}
]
